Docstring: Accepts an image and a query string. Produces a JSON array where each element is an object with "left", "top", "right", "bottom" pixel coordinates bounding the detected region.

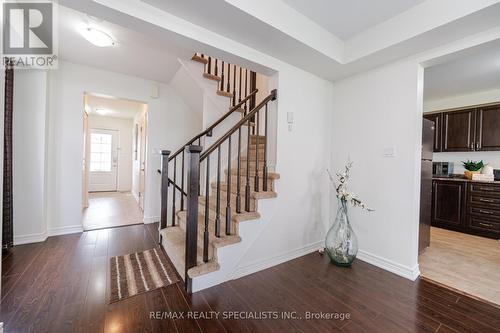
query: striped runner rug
[{"left": 109, "top": 248, "right": 179, "bottom": 303}]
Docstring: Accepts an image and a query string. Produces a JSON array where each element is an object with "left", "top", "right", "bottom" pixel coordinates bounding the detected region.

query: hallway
[{"left": 83, "top": 192, "right": 143, "bottom": 231}]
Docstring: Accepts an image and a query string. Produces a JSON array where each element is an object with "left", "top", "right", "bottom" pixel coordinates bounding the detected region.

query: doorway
[
  {"left": 82, "top": 93, "right": 148, "bottom": 231},
  {"left": 417, "top": 39, "right": 500, "bottom": 307}
]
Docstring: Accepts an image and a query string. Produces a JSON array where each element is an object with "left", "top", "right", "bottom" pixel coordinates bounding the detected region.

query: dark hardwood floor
[{"left": 1, "top": 223, "right": 499, "bottom": 332}]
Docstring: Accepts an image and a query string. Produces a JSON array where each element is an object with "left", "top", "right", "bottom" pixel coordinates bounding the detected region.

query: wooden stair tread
[
  {"left": 217, "top": 90, "right": 234, "bottom": 98},
  {"left": 226, "top": 168, "right": 280, "bottom": 179},
  {"left": 203, "top": 73, "right": 221, "bottom": 82},
  {"left": 191, "top": 54, "right": 208, "bottom": 64}
]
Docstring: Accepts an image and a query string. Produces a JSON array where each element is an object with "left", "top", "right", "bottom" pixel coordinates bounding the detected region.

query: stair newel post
[
  {"left": 181, "top": 150, "right": 185, "bottom": 210},
  {"left": 215, "top": 146, "right": 221, "bottom": 237},
  {"left": 236, "top": 127, "right": 242, "bottom": 213},
  {"left": 172, "top": 157, "right": 177, "bottom": 225},
  {"left": 232, "top": 64, "right": 237, "bottom": 106},
  {"left": 160, "top": 150, "right": 171, "bottom": 244},
  {"left": 185, "top": 145, "right": 202, "bottom": 293},
  {"left": 254, "top": 110, "right": 260, "bottom": 192},
  {"left": 226, "top": 136, "right": 232, "bottom": 235},
  {"left": 220, "top": 61, "right": 225, "bottom": 91},
  {"left": 203, "top": 155, "right": 210, "bottom": 263},
  {"left": 263, "top": 103, "right": 269, "bottom": 192},
  {"left": 245, "top": 115, "right": 251, "bottom": 212}
]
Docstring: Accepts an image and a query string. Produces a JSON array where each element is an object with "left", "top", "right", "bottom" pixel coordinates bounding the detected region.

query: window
[{"left": 90, "top": 133, "right": 113, "bottom": 172}]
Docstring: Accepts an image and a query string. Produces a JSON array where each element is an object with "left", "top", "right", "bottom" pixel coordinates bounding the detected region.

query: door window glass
[{"left": 90, "top": 133, "right": 112, "bottom": 172}]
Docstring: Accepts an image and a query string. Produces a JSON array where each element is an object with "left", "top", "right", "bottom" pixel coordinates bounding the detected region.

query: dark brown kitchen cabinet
[
  {"left": 431, "top": 180, "right": 466, "bottom": 232},
  {"left": 423, "top": 113, "right": 442, "bottom": 152},
  {"left": 442, "top": 109, "right": 476, "bottom": 152},
  {"left": 467, "top": 182, "right": 500, "bottom": 239},
  {"left": 476, "top": 105, "right": 500, "bottom": 151}
]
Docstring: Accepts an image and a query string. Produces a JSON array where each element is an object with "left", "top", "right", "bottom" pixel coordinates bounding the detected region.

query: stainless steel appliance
[
  {"left": 433, "top": 162, "right": 454, "bottom": 177},
  {"left": 419, "top": 119, "right": 434, "bottom": 254}
]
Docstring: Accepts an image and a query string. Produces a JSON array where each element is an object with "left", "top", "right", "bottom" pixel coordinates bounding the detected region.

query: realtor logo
[{"left": 2, "top": 0, "right": 58, "bottom": 68}]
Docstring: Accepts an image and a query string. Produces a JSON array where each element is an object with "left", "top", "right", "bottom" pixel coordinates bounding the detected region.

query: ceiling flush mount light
[{"left": 81, "top": 28, "right": 115, "bottom": 47}]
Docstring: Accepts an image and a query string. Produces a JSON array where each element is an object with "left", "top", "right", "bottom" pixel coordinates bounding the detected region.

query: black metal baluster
[
  {"left": 203, "top": 155, "right": 210, "bottom": 262},
  {"left": 215, "top": 147, "right": 221, "bottom": 237},
  {"left": 181, "top": 150, "right": 185, "bottom": 210},
  {"left": 215, "top": 59, "right": 218, "bottom": 76},
  {"left": 245, "top": 118, "right": 251, "bottom": 212},
  {"left": 244, "top": 69, "right": 248, "bottom": 115},
  {"left": 226, "top": 136, "right": 232, "bottom": 235},
  {"left": 238, "top": 67, "right": 242, "bottom": 103},
  {"left": 232, "top": 64, "right": 237, "bottom": 106},
  {"left": 172, "top": 157, "right": 177, "bottom": 225},
  {"left": 207, "top": 56, "right": 212, "bottom": 75},
  {"left": 236, "top": 127, "right": 242, "bottom": 213},
  {"left": 226, "top": 63, "right": 231, "bottom": 93},
  {"left": 263, "top": 103, "right": 269, "bottom": 191},
  {"left": 254, "top": 111, "right": 260, "bottom": 192},
  {"left": 220, "top": 61, "right": 225, "bottom": 91}
]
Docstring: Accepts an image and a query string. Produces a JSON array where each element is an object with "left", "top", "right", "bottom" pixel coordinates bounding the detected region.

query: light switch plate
[{"left": 383, "top": 147, "right": 396, "bottom": 157}]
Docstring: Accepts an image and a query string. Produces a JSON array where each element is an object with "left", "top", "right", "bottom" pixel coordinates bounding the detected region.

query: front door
[{"left": 89, "top": 129, "right": 119, "bottom": 192}]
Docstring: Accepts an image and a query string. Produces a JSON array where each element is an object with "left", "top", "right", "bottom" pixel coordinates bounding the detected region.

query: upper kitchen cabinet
[
  {"left": 423, "top": 113, "right": 442, "bottom": 152},
  {"left": 476, "top": 105, "right": 500, "bottom": 151},
  {"left": 442, "top": 109, "right": 476, "bottom": 152}
]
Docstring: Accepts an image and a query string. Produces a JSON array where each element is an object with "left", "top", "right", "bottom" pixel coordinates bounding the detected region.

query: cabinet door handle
[
  {"left": 478, "top": 222, "right": 493, "bottom": 228},
  {"left": 479, "top": 198, "right": 495, "bottom": 203},
  {"left": 470, "top": 143, "right": 474, "bottom": 150},
  {"left": 479, "top": 209, "right": 494, "bottom": 215}
]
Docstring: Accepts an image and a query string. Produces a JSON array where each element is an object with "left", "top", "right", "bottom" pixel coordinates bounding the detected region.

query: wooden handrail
[
  {"left": 200, "top": 89, "right": 277, "bottom": 161},
  {"left": 168, "top": 89, "right": 258, "bottom": 162}
]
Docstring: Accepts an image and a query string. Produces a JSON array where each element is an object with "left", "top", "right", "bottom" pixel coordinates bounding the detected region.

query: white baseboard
[
  {"left": 13, "top": 225, "right": 84, "bottom": 245},
  {"left": 357, "top": 249, "right": 420, "bottom": 281},
  {"left": 14, "top": 232, "right": 48, "bottom": 245},
  {"left": 47, "top": 225, "right": 84, "bottom": 237},
  {"left": 231, "top": 240, "right": 323, "bottom": 280},
  {"left": 143, "top": 216, "right": 160, "bottom": 224}
]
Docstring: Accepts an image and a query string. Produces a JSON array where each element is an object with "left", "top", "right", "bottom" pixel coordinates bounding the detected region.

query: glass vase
[{"left": 325, "top": 198, "right": 358, "bottom": 266}]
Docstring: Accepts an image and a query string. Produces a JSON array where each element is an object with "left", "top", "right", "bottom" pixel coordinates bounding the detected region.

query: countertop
[{"left": 432, "top": 175, "right": 500, "bottom": 184}]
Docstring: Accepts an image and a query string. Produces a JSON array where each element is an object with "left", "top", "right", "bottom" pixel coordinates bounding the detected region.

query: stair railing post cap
[
  {"left": 161, "top": 150, "right": 171, "bottom": 156},
  {"left": 186, "top": 145, "right": 203, "bottom": 153}
]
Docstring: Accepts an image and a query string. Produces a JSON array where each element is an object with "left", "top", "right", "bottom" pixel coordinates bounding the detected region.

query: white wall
[
  {"left": 88, "top": 115, "right": 134, "bottom": 192},
  {"left": 13, "top": 70, "right": 49, "bottom": 245},
  {"left": 425, "top": 88, "right": 500, "bottom": 173},
  {"left": 46, "top": 61, "right": 202, "bottom": 234},
  {"left": 331, "top": 61, "right": 423, "bottom": 280}
]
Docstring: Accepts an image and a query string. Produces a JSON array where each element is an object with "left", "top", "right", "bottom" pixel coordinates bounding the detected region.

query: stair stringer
[{"left": 190, "top": 197, "right": 277, "bottom": 292}]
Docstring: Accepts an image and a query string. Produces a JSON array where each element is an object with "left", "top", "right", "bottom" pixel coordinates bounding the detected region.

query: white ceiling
[
  {"left": 424, "top": 39, "right": 500, "bottom": 101},
  {"left": 59, "top": 5, "right": 189, "bottom": 83},
  {"left": 86, "top": 94, "right": 146, "bottom": 119},
  {"left": 282, "top": 0, "right": 425, "bottom": 40},
  {"left": 59, "top": 0, "right": 500, "bottom": 82}
]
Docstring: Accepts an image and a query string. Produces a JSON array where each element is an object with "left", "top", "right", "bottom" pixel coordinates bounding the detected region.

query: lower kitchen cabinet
[
  {"left": 431, "top": 180, "right": 467, "bottom": 232},
  {"left": 431, "top": 179, "right": 500, "bottom": 239},
  {"left": 467, "top": 182, "right": 500, "bottom": 238}
]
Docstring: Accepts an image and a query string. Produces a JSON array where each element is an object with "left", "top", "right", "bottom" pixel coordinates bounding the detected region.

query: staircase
[{"left": 159, "top": 54, "right": 278, "bottom": 293}]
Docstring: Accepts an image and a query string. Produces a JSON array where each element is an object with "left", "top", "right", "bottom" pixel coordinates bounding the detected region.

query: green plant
[{"left": 462, "top": 160, "right": 484, "bottom": 172}]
